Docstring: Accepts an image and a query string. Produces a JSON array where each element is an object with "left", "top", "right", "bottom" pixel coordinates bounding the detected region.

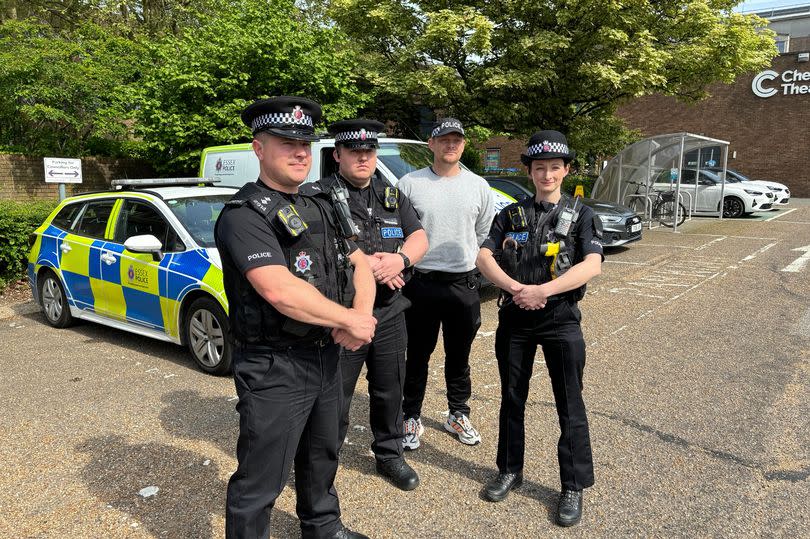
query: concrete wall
[{"left": 0, "top": 155, "right": 155, "bottom": 202}]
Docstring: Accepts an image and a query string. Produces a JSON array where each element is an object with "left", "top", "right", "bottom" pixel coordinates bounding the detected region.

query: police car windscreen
[
  {"left": 165, "top": 195, "right": 231, "bottom": 248},
  {"left": 377, "top": 143, "right": 434, "bottom": 180}
]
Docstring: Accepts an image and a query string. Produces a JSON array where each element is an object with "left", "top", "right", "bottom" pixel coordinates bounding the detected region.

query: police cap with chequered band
[
  {"left": 328, "top": 119, "right": 386, "bottom": 149},
  {"left": 520, "top": 130, "right": 576, "bottom": 166},
  {"left": 241, "top": 96, "right": 322, "bottom": 141},
  {"left": 430, "top": 118, "right": 465, "bottom": 138}
]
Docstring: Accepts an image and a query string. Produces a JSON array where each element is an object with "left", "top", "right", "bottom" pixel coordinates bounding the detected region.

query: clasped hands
[
  {"left": 367, "top": 253, "right": 406, "bottom": 290},
  {"left": 509, "top": 282, "right": 551, "bottom": 310}
]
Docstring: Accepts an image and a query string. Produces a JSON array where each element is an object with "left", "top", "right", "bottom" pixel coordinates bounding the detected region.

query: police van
[{"left": 199, "top": 137, "right": 515, "bottom": 211}]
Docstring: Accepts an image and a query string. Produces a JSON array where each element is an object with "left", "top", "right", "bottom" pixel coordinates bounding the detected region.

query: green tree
[
  {"left": 329, "top": 0, "right": 777, "bottom": 159},
  {"left": 0, "top": 19, "right": 148, "bottom": 156},
  {"left": 135, "top": 0, "right": 371, "bottom": 174}
]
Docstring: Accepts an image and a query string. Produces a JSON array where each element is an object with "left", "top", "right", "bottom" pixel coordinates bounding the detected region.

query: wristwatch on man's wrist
[{"left": 398, "top": 252, "right": 411, "bottom": 269}]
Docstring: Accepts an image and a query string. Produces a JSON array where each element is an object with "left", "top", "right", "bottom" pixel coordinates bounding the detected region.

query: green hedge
[
  {"left": 563, "top": 174, "right": 597, "bottom": 197},
  {"left": 0, "top": 200, "right": 58, "bottom": 289}
]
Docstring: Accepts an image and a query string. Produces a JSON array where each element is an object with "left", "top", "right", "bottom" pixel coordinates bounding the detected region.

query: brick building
[{"left": 482, "top": 4, "right": 810, "bottom": 198}]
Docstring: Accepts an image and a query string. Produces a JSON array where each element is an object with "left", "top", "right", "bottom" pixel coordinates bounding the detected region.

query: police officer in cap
[
  {"left": 476, "top": 130, "right": 603, "bottom": 527},
  {"left": 216, "top": 96, "right": 377, "bottom": 539},
  {"left": 301, "top": 119, "right": 428, "bottom": 491}
]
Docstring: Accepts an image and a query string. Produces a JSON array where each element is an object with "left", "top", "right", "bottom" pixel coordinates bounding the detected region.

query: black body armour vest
[
  {"left": 315, "top": 173, "right": 410, "bottom": 308},
  {"left": 498, "top": 194, "right": 586, "bottom": 302},
  {"left": 216, "top": 182, "right": 355, "bottom": 346}
]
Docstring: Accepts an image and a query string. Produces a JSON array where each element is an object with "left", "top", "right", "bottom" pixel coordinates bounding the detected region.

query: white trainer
[
  {"left": 444, "top": 412, "right": 481, "bottom": 445},
  {"left": 402, "top": 417, "right": 424, "bottom": 451}
]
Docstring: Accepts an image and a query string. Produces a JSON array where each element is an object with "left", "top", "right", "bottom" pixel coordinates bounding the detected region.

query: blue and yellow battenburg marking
[{"left": 27, "top": 192, "right": 226, "bottom": 342}]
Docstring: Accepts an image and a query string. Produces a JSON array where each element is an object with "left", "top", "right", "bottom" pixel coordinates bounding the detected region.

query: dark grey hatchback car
[{"left": 485, "top": 176, "right": 642, "bottom": 247}]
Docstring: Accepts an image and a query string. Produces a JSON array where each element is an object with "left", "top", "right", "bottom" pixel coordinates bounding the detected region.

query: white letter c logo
[{"left": 752, "top": 70, "right": 778, "bottom": 98}]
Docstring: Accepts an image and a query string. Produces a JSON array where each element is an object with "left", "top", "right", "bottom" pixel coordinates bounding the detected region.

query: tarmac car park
[{"left": 27, "top": 178, "right": 235, "bottom": 375}]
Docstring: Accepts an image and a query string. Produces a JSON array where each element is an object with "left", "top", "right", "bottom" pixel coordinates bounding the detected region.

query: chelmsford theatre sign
[{"left": 752, "top": 69, "right": 810, "bottom": 98}]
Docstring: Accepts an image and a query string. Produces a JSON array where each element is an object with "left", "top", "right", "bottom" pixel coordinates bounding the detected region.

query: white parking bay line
[
  {"left": 740, "top": 242, "right": 778, "bottom": 263},
  {"left": 765, "top": 208, "right": 797, "bottom": 222}
]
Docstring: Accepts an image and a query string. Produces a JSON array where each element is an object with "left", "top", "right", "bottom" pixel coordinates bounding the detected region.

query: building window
[
  {"left": 776, "top": 34, "right": 789, "bottom": 53},
  {"left": 485, "top": 148, "right": 500, "bottom": 171}
]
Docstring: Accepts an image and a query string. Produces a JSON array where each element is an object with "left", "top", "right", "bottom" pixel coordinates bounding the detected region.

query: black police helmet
[
  {"left": 328, "top": 119, "right": 385, "bottom": 149},
  {"left": 241, "top": 96, "right": 322, "bottom": 141},
  {"left": 520, "top": 130, "right": 576, "bottom": 166}
]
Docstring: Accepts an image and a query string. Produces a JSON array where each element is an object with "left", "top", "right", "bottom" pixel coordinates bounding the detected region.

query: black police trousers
[
  {"left": 338, "top": 312, "right": 407, "bottom": 461},
  {"left": 226, "top": 342, "right": 343, "bottom": 539},
  {"left": 494, "top": 299, "right": 595, "bottom": 491},
  {"left": 402, "top": 272, "right": 482, "bottom": 419}
]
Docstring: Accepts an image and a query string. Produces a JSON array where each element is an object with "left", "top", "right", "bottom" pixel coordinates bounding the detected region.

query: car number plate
[{"left": 631, "top": 223, "right": 642, "bottom": 233}]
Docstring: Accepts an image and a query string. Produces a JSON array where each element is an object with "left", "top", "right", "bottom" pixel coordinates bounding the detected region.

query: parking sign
[{"left": 44, "top": 157, "right": 82, "bottom": 184}]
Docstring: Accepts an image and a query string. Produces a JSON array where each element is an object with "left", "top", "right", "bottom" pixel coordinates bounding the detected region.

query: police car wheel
[
  {"left": 184, "top": 297, "right": 232, "bottom": 375},
  {"left": 38, "top": 271, "right": 74, "bottom": 328}
]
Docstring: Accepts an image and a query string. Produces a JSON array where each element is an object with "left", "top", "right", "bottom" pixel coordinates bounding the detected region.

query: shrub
[
  {"left": 563, "top": 174, "right": 597, "bottom": 198},
  {"left": 0, "top": 200, "right": 57, "bottom": 289}
]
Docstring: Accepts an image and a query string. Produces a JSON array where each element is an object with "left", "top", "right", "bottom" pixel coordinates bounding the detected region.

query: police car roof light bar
[{"left": 111, "top": 177, "right": 219, "bottom": 189}]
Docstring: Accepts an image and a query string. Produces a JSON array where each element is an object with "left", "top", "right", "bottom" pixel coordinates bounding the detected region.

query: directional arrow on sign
[
  {"left": 781, "top": 245, "right": 810, "bottom": 273},
  {"left": 48, "top": 170, "right": 79, "bottom": 177}
]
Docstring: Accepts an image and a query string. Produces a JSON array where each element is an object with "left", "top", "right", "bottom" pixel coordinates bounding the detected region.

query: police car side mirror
[{"left": 124, "top": 234, "right": 164, "bottom": 262}]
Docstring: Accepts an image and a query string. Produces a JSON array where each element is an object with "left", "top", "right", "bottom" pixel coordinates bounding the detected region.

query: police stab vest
[
  {"left": 216, "top": 181, "right": 355, "bottom": 346},
  {"left": 498, "top": 194, "right": 586, "bottom": 302},
  {"left": 314, "top": 173, "right": 409, "bottom": 308}
]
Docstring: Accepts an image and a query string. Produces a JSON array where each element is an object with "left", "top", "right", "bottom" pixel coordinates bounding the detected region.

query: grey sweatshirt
[{"left": 398, "top": 167, "right": 495, "bottom": 272}]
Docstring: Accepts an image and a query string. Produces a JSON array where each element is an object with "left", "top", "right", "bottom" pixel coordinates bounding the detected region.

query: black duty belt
[
  {"left": 232, "top": 333, "right": 332, "bottom": 351},
  {"left": 413, "top": 269, "right": 478, "bottom": 282}
]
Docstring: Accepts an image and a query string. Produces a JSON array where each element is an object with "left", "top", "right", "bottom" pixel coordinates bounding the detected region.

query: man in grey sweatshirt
[{"left": 397, "top": 118, "right": 495, "bottom": 450}]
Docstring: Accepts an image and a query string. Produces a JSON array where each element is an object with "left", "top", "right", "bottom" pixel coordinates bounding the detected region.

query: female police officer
[
  {"left": 475, "top": 130, "right": 603, "bottom": 527},
  {"left": 215, "top": 96, "right": 376, "bottom": 539}
]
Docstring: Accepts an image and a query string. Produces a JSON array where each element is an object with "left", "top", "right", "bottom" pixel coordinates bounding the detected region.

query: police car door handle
[
  {"left": 60, "top": 244, "right": 71, "bottom": 253},
  {"left": 101, "top": 253, "right": 116, "bottom": 265}
]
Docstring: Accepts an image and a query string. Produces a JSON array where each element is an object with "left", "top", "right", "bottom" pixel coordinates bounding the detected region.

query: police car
[
  {"left": 27, "top": 178, "right": 236, "bottom": 375},
  {"left": 200, "top": 137, "right": 515, "bottom": 213}
]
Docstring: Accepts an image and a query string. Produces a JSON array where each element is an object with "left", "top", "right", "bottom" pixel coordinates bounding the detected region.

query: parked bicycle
[{"left": 624, "top": 181, "right": 687, "bottom": 228}]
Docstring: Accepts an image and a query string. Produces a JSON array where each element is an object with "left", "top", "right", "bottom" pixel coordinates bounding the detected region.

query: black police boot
[
  {"left": 483, "top": 472, "right": 523, "bottom": 502},
  {"left": 375, "top": 457, "right": 420, "bottom": 491},
  {"left": 330, "top": 523, "right": 370, "bottom": 539},
  {"left": 556, "top": 489, "right": 583, "bottom": 527}
]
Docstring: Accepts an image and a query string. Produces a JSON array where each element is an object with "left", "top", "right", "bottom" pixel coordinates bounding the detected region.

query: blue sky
[{"left": 735, "top": 1, "right": 808, "bottom": 13}]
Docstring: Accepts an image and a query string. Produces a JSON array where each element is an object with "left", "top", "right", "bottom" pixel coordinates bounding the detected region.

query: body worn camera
[
  {"left": 277, "top": 205, "right": 307, "bottom": 237},
  {"left": 329, "top": 184, "right": 361, "bottom": 240},
  {"left": 508, "top": 206, "right": 528, "bottom": 230},
  {"left": 384, "top": 186, "right": 399, "bottom": 210}
]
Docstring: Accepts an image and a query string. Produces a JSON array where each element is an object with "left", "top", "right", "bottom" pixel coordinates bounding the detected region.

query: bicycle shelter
[{"left": 591, "top": 133, "right": 730, "bottom": 232}]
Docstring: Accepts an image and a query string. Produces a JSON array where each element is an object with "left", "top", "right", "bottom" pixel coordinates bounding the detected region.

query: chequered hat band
[
  {"left": 527, "top": 141, "right": 569, "bottom": 156},
  {"left": 334, "top": 130, "right": 378, "bottom": 142},
  {"left": 252, "top": 111, "right": 314, "bottom": 131},
  {"left": 431, "top": 121, "right": 464, "bottom": 137}
]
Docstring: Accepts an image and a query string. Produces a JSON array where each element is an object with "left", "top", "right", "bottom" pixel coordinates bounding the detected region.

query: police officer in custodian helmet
[
  {"left": 215, "top": 96, "right": 377, "bottom": 539},
  {"left": 475, "top": 130, "right": 604, "bottom": 527},
  {"left": 302, "top": 119, "right": 429, "bottom": 491}
]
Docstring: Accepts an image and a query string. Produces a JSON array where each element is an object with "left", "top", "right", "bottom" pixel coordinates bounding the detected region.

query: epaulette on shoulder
[{"left": 246, "top": 192, "right": 280, "bottom": 216}]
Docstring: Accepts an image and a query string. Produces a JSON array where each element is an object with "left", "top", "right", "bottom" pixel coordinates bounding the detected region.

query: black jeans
[
  {"left": 494, "top": 299, "right": 595, "bottom": 491},
  {"left": 226, "top": 342, "right": 343, "bottom": 539},
  {"left": 402, "top": 273, "right": 482, "bottom": 419},
  {"left": 338, "top": 312, "right": 407, "bottom": 462}
]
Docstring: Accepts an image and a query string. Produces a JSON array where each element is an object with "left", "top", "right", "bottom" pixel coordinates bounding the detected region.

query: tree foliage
[
  {"left": 134, "top": 0, "right": 371, "bottom": 173},
  {"left": 330, "top": 0, "right": 778, "bottom": 159},
  {"left": 0, "top": 18, "right": 148, "bottom": 156}
]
